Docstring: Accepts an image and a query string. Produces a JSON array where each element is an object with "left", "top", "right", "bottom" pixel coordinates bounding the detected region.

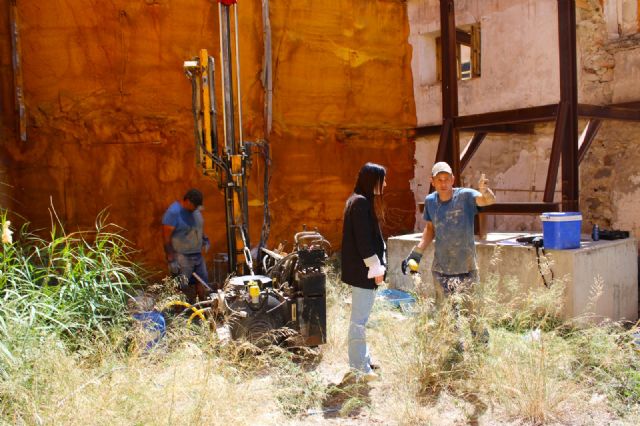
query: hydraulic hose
[
  {"left": 163, "top": 300, "right": 206, "bottom": 322},
  {"left": 187, "top": 308, "right": 210, "bottom": 326}
]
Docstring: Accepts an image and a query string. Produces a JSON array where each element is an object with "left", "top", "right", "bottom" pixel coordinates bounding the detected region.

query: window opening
[{"left": 436, "top": 23, "right": 481, "bottom": 81}]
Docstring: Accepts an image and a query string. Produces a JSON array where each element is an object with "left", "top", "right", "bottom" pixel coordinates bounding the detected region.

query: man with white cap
[{"left": 402, "top": 162, "right": 496, "bottom": 341}]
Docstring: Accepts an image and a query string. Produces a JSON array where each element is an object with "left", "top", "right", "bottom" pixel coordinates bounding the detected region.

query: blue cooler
[{"left": 540, "top": 212, "right": 582, "bottom": 249}]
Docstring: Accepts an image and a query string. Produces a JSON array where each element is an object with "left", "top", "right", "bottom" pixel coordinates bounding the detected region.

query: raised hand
[{"left": 478, "top": 173, "right": 488, "bottom": 192}]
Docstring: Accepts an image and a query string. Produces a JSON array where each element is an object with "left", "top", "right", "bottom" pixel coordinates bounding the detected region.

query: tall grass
[
  {"left": 2, "top": 226, "right": 640, "bottom": 424},
  {"left": 0, "top": 211, "right": 142, "bottom": 357},
  {"left": 376, "top": 268, "right": 640, "bottom": 424}
]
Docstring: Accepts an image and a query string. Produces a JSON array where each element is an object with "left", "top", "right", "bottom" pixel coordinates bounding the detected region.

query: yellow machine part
[{"left": 199, "top": 48, "right": 214, "bottom": 172}]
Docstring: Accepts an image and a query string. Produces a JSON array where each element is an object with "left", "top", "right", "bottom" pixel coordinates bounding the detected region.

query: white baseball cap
[{"left": 431, "top": 161, "right": 453, "bottom": 176}]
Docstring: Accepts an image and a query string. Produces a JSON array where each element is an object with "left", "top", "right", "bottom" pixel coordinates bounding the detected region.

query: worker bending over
[{"left": 162, "top": 188, "right": 211, "bottom": 304}]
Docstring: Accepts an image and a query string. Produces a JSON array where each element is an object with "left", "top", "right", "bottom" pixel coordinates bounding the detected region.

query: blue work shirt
[
  {"left": 423, "top": 187, "right": 481, "bottom": 274},
  {"left": 162, "top": 201, "right": 204, "bottom": 255}
]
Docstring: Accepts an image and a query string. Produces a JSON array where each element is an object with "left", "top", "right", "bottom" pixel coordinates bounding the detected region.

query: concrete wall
[
  {"left": 0, "top": 3, "right": 14, "bottom": 212},
  {"left": 387, "top": 233, "right": 639, "bottom": 323}
]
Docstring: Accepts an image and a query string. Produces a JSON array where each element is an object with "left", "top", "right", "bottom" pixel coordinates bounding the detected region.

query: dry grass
[
  {"left": 1, "top": 326, "right": 321, "bottom": 425},
  {"left": 2, "top": 259, "right": 640, "bottom": 425}
]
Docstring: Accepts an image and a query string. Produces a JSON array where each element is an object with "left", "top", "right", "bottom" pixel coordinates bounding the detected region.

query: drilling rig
[{"left": 182, "top": 0, "right": 327, "bottom": 346}]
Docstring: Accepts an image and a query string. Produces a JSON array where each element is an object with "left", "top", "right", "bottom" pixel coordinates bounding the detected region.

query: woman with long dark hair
[{"left": 341, "top": 162, "right": 387, "bottom": 381}]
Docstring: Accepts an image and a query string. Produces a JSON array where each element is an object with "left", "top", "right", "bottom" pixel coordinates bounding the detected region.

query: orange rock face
[{"left": 0, "top": 0, "right": 416, "bottom": 275}]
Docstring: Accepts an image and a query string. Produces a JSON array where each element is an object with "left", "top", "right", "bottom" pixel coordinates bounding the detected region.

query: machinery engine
[{"left": 221, "top": 230, "right": 329, "bottom": 346}]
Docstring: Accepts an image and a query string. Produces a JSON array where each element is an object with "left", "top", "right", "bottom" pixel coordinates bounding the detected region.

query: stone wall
[
  {"left": 0, "top": 0, "right": 416, "bottom": 272},
  {"left": 412, "top": 125, "right": 560, "bottom": 233},
  {"left": 409, "top": 0, "right": 640, "bottom": 243},
  {"left": 579, "top": 0, "right": 640, "bottom": 239},
  {"left": 1, "top": 0, "right": 638, "bottom": 275}
]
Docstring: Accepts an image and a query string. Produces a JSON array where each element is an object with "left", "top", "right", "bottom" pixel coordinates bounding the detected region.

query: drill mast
[{"left": 184, "top": 0, "right": 252, "bottom": 276}]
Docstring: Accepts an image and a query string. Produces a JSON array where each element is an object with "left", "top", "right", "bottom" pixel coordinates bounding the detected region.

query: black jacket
[{"left": 340, "top": 194, "right": 385, "bottom": 289}]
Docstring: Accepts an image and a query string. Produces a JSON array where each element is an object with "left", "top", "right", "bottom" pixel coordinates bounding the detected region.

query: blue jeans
[
  {"left": 176, "top": 253, "right": 209, "bottom": 303},
  {"left": 348, "top": 286, "right": 376, "bottom": 373}
]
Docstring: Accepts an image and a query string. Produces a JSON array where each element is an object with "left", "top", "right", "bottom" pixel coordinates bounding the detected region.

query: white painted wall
[
  {"left": 612, "top": 48, "right": 640, "bottom": 102},
  {"left": 408, "top": 0, "right": 560, "bottom": 125},
  {"left": 408, "top": 0, "right": 566, "bottom": 232},
  {"left": 604, "top": 0, "right": 639, "bottom": 39}
]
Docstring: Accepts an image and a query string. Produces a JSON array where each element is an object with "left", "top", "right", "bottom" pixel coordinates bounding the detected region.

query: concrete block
[{"left": 387, "top": 233, "right": 638, "bottom": 323}]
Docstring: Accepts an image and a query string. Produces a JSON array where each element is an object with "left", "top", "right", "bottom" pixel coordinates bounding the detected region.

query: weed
[
  {"left": 0, "top": 210, "right": 142, "bottom": 367},
  {"left": 2, "top": 220, "right": 640, "bottom": 424}
]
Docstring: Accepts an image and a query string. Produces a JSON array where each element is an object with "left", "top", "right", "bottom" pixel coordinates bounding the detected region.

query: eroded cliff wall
[{"left": 0, "top": 0, "right": 416, "bottom": 272}]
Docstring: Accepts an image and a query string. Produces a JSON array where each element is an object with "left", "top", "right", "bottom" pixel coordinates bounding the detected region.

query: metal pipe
[
  {"left": 234, "top": 4, "right": 244, "bottom": 147},
  {"left": 219, "top": 4, "right": 236, "bottom": 154},
  {"left": 207, "top": 56, "right": 219, "bottom": 156},
  {"left": 9, "top": 0, "right": 26, "bottom": 142},
  {"left": 192, "top": 272, "right": 215, "bottom": 293},
  {"left": 262, "top": 0, "right": 273, "bottom": 135}
]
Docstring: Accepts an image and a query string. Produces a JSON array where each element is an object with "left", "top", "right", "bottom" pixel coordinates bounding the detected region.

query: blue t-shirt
[
  {"left": 162, "top": 201, "right": 204, "bottom": 254},
  {"left": 423, "top": 187, "right": 481, "bottom": 274}
]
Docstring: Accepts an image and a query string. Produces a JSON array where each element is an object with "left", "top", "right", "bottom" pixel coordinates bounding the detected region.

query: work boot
[
  {"left": 341, "top": 369, "right": 379, "bottom": 384},
  {"left": 358, "top": 371, "right": 379, "bottom": 383}
]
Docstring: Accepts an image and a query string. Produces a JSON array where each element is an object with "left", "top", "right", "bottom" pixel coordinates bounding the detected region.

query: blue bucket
[
  {"left": 540, "top": 212, "right": 582, "bottom": 249},
  {"left": 133, "top": 311, "right": 166, "bottom": 350}
]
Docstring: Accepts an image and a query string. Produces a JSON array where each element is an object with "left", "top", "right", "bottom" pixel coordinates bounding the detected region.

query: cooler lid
[{"left": 540, "top": 212, "right": 582, "bottom": 222}]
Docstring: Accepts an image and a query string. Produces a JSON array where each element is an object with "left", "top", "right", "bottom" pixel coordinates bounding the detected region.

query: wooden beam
[
  {"left": 435, "top": 119, "right": 452, "bottom": 163},
  {"left": 578, "top": 119, "right": 602, "bottom": 163},
  {"left": 418, "top": 202, "right": 560, "bottom": 215},
  {"left": 456, "top": 28, "right": 471, "bottom": 45},
  {"left": 577, "top": 104, "right": 640, "bottom": 121},
  {"left": 460, "top": 132, "right": 487, "bottom": 172},
  {"left": 440, "top": 0, "right": 458, "bottom": 122},
  {"left": 558, "top": 0, "right": 579, "bottom": 212},
  {"left": 429, "top": 120, "right": 452, "bottom": 195},
  {"left": 544, "top": 102, "right": 568, "bottom": 203},
  {"left": 454, "top": 104, "right": 558, "bottom": 129},
  {"left": 438, "top": 0, "right": 461, "bottom": 181},
  {"left": 480, "top": 202, "right": 560, "bottom": 214},
  {"left": 414, "top": 124, "right": 444, "bottom": 137},
  {"left": 611, "top": 100, "right": 640, "bottom": 109},
  {"left": 413, "top": 123, "right": 535, "bottom": 137}
]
